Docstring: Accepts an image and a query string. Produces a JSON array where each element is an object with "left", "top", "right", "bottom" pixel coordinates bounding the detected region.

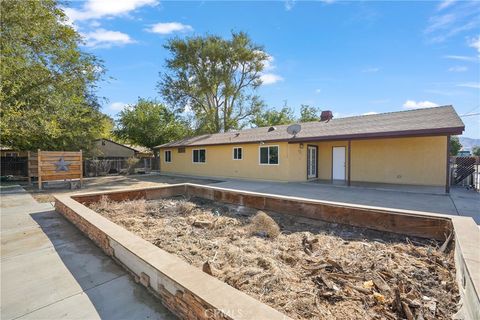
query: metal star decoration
[{"left": 54, "top": 157, "right": 71, "bottom": 172}]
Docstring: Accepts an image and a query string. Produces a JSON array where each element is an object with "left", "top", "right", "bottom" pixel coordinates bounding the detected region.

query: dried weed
[{"left": 89, "top": 197, "right": 459, "bottom": 320}]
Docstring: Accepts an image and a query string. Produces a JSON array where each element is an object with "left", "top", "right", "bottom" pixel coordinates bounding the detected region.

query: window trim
[
  {"left": 232, "top": 147, "right": 243, "bottom": 160},
  {"left": 258, "top": 145, "right": 280, "bottom": 165},
  {"left": 192, "top": 148, "right": 207, "bottom": 164},
  {"left": 164, "top": 150, "right": 172, "bottom": 163}
]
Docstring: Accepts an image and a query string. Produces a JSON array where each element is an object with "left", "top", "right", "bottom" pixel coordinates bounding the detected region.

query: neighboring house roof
[
  {"left": 124, "top": 144, "right": 152, "bottom": 154},
  {"left": 95, "top": 139, "right": 152, "bottom": 154},
  {"left": 156, "top": 105, "right": 464, "bottom": 148}
]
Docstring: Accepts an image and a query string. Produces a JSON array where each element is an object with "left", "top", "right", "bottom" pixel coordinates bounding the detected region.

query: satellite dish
[{"left": 287, "top": 124, "right": 302, "bottom": 136}]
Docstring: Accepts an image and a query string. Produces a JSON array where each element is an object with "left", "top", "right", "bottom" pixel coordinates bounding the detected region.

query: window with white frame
[
  {"left": 259, "top": 146, "right": 279, "bottom": 165},
  {"left": 164, "top": 150, "right": 172, "bottom": 163},
  {"left": 233, "top": 147, "right": 243, "bottom": 160},
  {"left": 193, "top": 149, "right": 206, "bottom": 163}
]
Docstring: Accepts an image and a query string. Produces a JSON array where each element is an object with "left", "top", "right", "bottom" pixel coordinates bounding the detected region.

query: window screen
[
  {"left": 193, "top": 149, "right": 206, "bottom": 163},
  {"left": 260, "top": 146, "right": 278, "bottom": 164},
  {"left": 233, "top": 147, "right": 243, "bottom": 160},
  {"left": 164, "top": 150, "right": 172, "bottom": 163}
]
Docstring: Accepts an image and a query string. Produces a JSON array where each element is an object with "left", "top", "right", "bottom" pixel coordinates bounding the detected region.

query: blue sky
[{"left": 65, "top": 0, "right": 480, "bottom": 138}]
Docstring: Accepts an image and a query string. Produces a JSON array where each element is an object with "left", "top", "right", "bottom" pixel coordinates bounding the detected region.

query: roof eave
[
  {"left": 288, "top": 126, "right": 465, "bottom": 143},
  {"left": 155, "top": 126, "right": 465, "bottom": 148}
]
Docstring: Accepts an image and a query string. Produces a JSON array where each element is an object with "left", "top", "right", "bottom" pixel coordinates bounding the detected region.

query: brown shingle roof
[{"left": 156, "top": 105, "right": 464, "bottom": 148}]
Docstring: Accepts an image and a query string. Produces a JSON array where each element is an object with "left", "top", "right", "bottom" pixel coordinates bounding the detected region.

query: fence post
[
  {"left": 27, "top": 151, "right": 31, "bottom": 185},
  {"left": 80, "top": 150, "right": 83, "bottom": 187},
  {"left": 37, "top": 149, "right": 42, "bottom": 190}
]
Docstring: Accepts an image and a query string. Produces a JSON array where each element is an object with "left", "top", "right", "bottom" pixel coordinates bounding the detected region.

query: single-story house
[
  {"left": 155, "top": 105, "right": 464, "bottom": 192},
  {"left": 93, "top": 139, "right": 153, "bottom": 159}
]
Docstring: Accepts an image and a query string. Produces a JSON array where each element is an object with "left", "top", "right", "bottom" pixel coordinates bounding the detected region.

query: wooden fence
[{"left": 28, "top": 150, "right": 83, "bottom": 189}]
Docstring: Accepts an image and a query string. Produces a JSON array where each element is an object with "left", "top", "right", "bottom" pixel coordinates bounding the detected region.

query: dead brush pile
[{"left": 90, "top": 196, "right": 459, "bottom": 320}]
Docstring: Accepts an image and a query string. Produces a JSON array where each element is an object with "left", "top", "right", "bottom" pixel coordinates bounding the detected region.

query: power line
[{"left": 460, "top": 112, "right": 480, "bottom": 117}]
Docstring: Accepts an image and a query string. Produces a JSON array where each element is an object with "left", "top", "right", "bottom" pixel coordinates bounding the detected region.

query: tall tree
[
  {"left": 298, "top": 104, "right": 322, "bottom": 122},
  {"left": 114, "top": 98, "right": 191, "bottom": 149},
  {"left": 472, "top": 146, "right": 480, "bottom": 156},
  {"left": 158, "top": 32, "right": 268, "bottom": 133},
  {"left": 251, "top": 107, "right": 295, "bottom": 127},
  {"left": 450, "top": 136, "right": 462, "bottom": 156},
  {"left": 0, "top": 0, "right": 107, "bottom": 151}
]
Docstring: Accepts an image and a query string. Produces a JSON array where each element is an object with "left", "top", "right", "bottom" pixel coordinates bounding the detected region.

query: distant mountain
[{"left": 459, "top": 137, "right": 480, "bottom": 151}]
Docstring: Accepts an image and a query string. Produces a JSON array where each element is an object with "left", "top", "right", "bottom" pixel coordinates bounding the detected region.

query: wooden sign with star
[{"left": 28, "top": 150, "right": 83, "bottom": 190}]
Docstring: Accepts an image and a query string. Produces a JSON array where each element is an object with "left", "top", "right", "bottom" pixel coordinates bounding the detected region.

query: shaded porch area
[{"left": 296, "top": 135, "right": 449, "bottom": 193}]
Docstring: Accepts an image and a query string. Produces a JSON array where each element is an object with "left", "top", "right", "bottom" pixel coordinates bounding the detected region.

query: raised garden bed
[{"left": 54, "top": 184, "right": 480, "bottom": 320}]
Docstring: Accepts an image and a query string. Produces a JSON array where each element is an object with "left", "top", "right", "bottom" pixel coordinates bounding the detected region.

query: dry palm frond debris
[{"left": 89, "top": 196, "right": 459, "bottom": 320}]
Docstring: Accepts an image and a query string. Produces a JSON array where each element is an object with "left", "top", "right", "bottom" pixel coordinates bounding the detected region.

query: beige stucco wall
[
  {"left": 160, "top": 142, "right": 308, "bottom": 182},
  {"left": 93, "top": 139, "right": 135, "bottom": 158},
  {"left": 350, "top": 136, "right": 447, "bottom": 186},
  {"left": 160, "top": 135, "right": 448, "bottom": 186}
]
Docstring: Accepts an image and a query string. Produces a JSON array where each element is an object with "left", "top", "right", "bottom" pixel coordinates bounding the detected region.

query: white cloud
[
  {"left": 146, "top": 22, "right": 193, "bottom": 35},
  {"left": 108, "top": 102, "right": 127, "bottom": 111},
  {"left": 262, "top": 53, "right": 275, "bottom": 71},
  {"left": 424, "top": 2, "right": 480, "bottom": 43},
  {"left": 362, "top": 67, "right": 380, "bottom": 73},
  {"left": 260, "top": 73, "right": 284, "bottom": 85},
  {"left": 65, "top": 0, "right": 157, "bottom": 22},
  {"left": 448, "top": 66, "right": 468, "bottom": 72},
  {"left": 437, "top": 0, "right": 456, "bottom": 11},
  {"left": 284, "top": 0, "right": 295, "bottom": 11},
  {"left": 468, "top": 35, "right": 480, "bottom": 54},
  {"left": 315, "top": 89, "right": 321, "bottom": 94},
  {"left": 89, "top": 20, "right": 101, "bottom": 28},
  {"left": 257, "top": 52, "right": 283, "bottom": 85},
  {"left": 444, "top": 55, "right": 478, "bottom": 62},
  {"left": 362, "top": 112, "right": 378, "bottom": 115},
  {"left": 425, "top": 13, "right": 456, "bottom": 34},
  {"left": 82, "top": 29, "right": 135, "bottom": 48},
  {"left": 403, "top": 100, "right": 439, "bottom": 109},
  {"left": 457, "top": 82, "right": 480, "bottom": 89}
]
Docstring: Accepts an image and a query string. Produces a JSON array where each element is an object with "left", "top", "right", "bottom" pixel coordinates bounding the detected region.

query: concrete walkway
[
  {"left": 213, "top": 179, "right": 480, "bottom": 223},
  {"left": 0, "top": 185, "right": 176, "bottom": 320}
]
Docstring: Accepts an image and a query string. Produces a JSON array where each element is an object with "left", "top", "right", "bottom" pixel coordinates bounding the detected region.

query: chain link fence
[{"left": 83, "top": 158, "right": 154, "bottom": 177}]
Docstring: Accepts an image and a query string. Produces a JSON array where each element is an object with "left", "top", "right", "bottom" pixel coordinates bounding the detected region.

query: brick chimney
[{"left": 320, "top": 110, "right": 333, "bottom": 122}]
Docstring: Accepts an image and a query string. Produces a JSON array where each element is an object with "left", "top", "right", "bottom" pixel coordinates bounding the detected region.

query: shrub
[
  {"left": 249, "top": 211, "right": 280, "bottom": 238},
  {"left": 125, "top": 157, "right": 140, "bottom": 175}
]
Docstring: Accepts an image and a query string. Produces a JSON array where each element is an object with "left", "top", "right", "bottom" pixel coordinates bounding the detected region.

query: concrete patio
[
  {"left": 212, "top": 178, "right": 480, "bottom": 224},
  {"left": 0, "top": 185, "right": 176, "bottom": 320}
]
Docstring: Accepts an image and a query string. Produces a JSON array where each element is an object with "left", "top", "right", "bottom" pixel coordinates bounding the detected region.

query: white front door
[
  {"left": 332, "top": 147, "right": 346, "bottom": 180},
  {"left": 307, "top": 146, "right": 317, "bottom": 179}
]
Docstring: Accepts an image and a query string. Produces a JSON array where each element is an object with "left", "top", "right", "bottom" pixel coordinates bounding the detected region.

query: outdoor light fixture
[{"left": 300, "top": 143, "right": 304, "bottom": 149}]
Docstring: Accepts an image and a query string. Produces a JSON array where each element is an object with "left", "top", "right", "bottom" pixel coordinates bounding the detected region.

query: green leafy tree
[
  {"left": 114, "top": 98, "right": 191, "bottom": 149},
  {"left": 472, "top": 146, "right": 480, "bottom": 156},
  {"left": 0, "top": 0, "right": 107, "bottom": 151},
  {"left": 158, "top": 32, "right": 268, "bottom": 133},
  {"left": 298, "top": 105, "right": 321, "bottom": 122},
  {"left": 450, "top": 136, "right": 462, "bottom": 156},
  {"left": 252, "top": 107, "right": 295, "bottom": 127}
]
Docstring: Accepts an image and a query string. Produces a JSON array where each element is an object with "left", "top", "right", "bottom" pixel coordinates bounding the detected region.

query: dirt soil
[{"left": 89, "top": 196, "right": 459, "bottom": 320}]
